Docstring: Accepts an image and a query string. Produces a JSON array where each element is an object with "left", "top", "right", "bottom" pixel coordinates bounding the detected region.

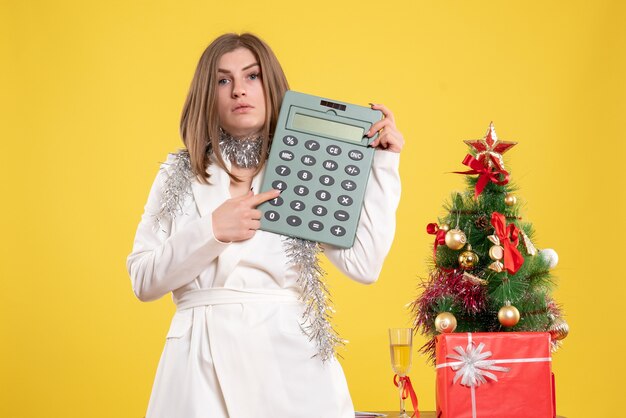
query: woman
[{"left": 127, "top": 33, "right": 404, "bottom": 418}]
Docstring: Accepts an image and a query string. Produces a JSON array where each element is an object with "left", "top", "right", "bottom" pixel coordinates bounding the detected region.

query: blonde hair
[{"left": 179, "top": 33, "right": 289, "bottom": 183}]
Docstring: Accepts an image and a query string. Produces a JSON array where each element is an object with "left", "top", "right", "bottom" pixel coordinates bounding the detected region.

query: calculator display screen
[{"left": 292, "top": 113, "right": 364, "bottom": 142}]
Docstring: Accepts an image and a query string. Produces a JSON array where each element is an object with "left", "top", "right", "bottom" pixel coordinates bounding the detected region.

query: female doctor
[{"left": 127, "top": 33, "right": 404, "bottom": 418}]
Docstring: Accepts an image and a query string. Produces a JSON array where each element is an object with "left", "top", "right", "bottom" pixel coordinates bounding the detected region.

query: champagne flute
[{"left": 389, "top": 328, "right": 413, "bottom": 418}]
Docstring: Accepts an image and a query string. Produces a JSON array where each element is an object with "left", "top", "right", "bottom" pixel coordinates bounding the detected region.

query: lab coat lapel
[{"left": 190, "top": 156, "right": 263, "bottom": 284}]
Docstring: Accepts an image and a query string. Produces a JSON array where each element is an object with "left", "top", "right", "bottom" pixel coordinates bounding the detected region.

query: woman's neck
[{"left": 229, "top": 165, "right": 256, "bottom": 198}]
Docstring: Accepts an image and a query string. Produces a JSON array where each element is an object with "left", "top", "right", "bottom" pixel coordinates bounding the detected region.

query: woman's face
[{"left": 216, "top": 47, "right": 266, "bottom": 138}]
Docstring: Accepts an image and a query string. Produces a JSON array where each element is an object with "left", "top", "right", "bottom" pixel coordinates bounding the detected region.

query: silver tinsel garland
[
  {"left": 155, "top": 150, "right": 193, "bottom": 230},
  {"left": 284, "top": 237, "right": 345, "bottom": 362},
  {"left": 219, "top": 129, "right": 264, "bottom": 169},
  {"left": 156, "top": 148, "right": 343, "bottom": 362}
]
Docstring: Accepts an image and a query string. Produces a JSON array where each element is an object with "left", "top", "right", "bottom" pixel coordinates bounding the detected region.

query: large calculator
[{"left": 258, "top": 90, "right": 382, "bottom": 248}]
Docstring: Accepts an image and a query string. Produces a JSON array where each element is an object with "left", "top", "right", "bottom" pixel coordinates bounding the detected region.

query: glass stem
[{"left": 399, "top": 376, "right": 405, "bottom": 414}]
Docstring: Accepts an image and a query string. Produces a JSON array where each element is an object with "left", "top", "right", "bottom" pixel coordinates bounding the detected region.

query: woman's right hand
[{"left": 211, "top": 189, "right": 280, "bottom": 242}]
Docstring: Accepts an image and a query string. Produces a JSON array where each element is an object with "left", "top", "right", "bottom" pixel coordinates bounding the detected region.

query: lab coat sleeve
[
  {"left": 322, "top": 150, "right": 401, "bottom": 284},
  {"left": 127, "top": 155, "right": 230, "bottom": 301}
]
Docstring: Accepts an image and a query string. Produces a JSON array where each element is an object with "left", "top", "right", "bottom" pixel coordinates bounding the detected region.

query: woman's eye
[
  {"left": 248, "top": 73, "right": 260, "bottom": 80},
  {"left": 218, "top": 78, "right": 230, "bottom": 85}
]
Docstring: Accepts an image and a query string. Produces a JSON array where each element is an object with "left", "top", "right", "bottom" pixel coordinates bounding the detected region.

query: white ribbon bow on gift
[{"left": 446, "top": 342, "right": 511, "bottom": 387}]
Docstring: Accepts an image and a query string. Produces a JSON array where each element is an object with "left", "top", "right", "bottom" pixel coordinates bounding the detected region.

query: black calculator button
[
  {"left": 308, "top": 221, "right": 324, "bottom": 232},
  {"left": 269, "top": 196, "right": 284, "bottom": 206},
  {"left": 338, "top": 195, "right": 353, "bottom": 206},
  {"left": 319, "top": 175, "right": 335, "bottom": 186},
  {"left": 330, "top": 225, "right": 347, "bottom": 237},
  {"left": 315, "top": 190, "right": 331, "bottom": 201},
  {"left": 276, "top": 165, "right": 291, "bottom": 176},
  {"left": 348, "top": 150, "right": 364, "bottom": 161},
  {"left": 345, "top": 165, "right": 360, "bottom": 176},
  {"left": 283, "top": 135, "right": 298, "bottom": 146},
  {"left": 312, "top": 205, "right": 328, "bottom": 216},
  {"left": 326, "top": 145, "right": 342, "bottom": 156},
  {"left": 301, "top": 155, "right": 316, "bottom": 166},
  {"left": 264, "top": 211, "right": 280, "bottom": 222},
  {"left": 334, "top": 210, "right": 349, "bottom": 221},
  {"left": 290, "top": 200, "right": 305, "bottom": 211},
  {"left": 287, "top": 216, "right": 302, "bottom": 226},
  {"left": 272, "top": 180, "right": 287, "bottom": 191},
  {"left": 305, "top": 140, "right": 320, "bottom": 151},
  {"left": 279, "top": 150, "right": 294, "bottom": 161},
  {"left": 341, "top": 180, "right": 357, "bottom": 191},
  {"left": 294, "top": 185, "right": 309, "bottom": 196},
  {"left": 322, "top": 160, "right": 338, "bottom": 171},
  {"left": 297, "top": 170, "right": 313, "bottom": 181}
]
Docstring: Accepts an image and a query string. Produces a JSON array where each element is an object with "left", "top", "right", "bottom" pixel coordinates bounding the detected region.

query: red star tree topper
[{"left": 463, "top": 122, "right": 517, "bottom": 170}]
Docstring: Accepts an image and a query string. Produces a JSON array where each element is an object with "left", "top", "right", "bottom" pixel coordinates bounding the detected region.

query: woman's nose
[{"left": 232, "top": 81, "right": 246, "bottom": 98}]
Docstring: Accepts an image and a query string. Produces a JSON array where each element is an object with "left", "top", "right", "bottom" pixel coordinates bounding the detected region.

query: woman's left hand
[{"left": 366, "top": 104, "right": 404, "bottom": 153}]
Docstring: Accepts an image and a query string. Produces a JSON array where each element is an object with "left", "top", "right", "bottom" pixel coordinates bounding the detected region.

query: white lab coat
[{"left": 127, "top": 149, "right": 401, "bottom": 418}]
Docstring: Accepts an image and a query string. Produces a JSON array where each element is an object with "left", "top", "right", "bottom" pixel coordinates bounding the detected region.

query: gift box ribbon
[{"left": 436, "top": 333, "right": 552, "bottom": 418}]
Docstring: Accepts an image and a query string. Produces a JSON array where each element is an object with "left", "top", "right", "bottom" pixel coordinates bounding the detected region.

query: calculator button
[
  {"left": 334, "top": 210, "right": 349, "bottom": 221},
  {"left": 308, "top": 221, "right": 324, "bottom": 232},
  {"left": 269, "top": 196, "right": 284, "bottom": 206},
  {"left": 264, "top": 211, "right": 280, "bottom": 222},
  {"left": 290, "top": 200, "right": 305, "bottom": 211},
  {"left": 315, "top": 190, "right": 331, "bottom": 201},
  {"left": 305, "top": 140, "right": 320, "bottom": 151},
  {"left": 341, "top": 180, "right": 357, "bottom": 191},
  {"left": 287, "top": 216, "right": 302, "bottom": 226},
  {"left": 283, "top": 135, "right": 298, "bottom": 146},
  {"left": 301, "top": 155, "right": 316, "bottom": 166},
  {"left": 280, "top": 150, "right": 294, "bottom": 161},
  {"left": 312, "top": 205, "right": 328, "bottom": 216},
  {"left": 345, "top": 165, "right": 360, "bottom": 176},
  {"left": 338, "top": 195, "right": 353, "bottom": 206},
  {"left": 297, "top": 170, "right": 313, "bottom": 181},
  {"left": 276, "top": 165, "right": 291, "bottom": 176},
  {"left": 326, "top": 145, "right": 342, "bottom": 156},
  {"left": 272, "top": 180, "right": 287, "bottom": 191},
  {"left": 348, "top": 150, "right": 364, "bottom": 161},
  {"left": 319, "top": 175, "right": 335, "bottom": 186},
  {"left": 294, "top": 185, "right": 309, "bottom": 196},
  {"left": 330, "top": 225, "right": 346, "bottom": 237},
  {"left": 322, "top": 160, "right": 338, "bottom": 171}
]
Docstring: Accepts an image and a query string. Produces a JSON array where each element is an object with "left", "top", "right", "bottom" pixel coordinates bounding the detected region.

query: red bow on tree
[
  {"left": 491, "top": 212, "right": 524, "bottom": 274},
  {"left": 393, "top": 374, "right": 419, "bottom": 417},
  {"left": 454, "top": 154, "right": 510, "bottom": 198},
  {"left": 426, "top": 223, "right": 447, "bottom": 259}
]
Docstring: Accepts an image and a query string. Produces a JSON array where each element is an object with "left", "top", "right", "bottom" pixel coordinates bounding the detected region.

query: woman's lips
[{"left": 233, "top": 104, "right": 253, "bottom": 113}]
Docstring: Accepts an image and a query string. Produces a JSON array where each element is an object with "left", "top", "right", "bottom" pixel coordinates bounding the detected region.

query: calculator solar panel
[{"left": 258, "top": 91, "right": 382, "bottom": 248}]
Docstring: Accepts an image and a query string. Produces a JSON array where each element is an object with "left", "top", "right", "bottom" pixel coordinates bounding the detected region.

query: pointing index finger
[{"left": 250, "top": 189, "right": 281, "bottom": 207}]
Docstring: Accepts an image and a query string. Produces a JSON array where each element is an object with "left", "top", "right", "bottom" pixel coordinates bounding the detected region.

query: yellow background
[{"left": 2, "top": 1, "right": 625, "bottom": 417}]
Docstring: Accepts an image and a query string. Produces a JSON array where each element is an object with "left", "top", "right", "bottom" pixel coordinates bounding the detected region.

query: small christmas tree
[{"left": 412, "top": 123, "right": 568, "bottom": 361}]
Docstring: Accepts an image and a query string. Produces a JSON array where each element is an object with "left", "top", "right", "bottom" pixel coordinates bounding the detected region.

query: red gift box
[{"left": 436, "top": 332, "right": 555, "bottom": 418}]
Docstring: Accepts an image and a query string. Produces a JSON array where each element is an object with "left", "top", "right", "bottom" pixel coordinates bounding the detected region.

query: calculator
[{"left": 258, "top": 90, "right": 382, "bottom": 248}]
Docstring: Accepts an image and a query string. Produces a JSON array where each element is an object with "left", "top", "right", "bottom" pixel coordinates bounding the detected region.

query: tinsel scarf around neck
[
  {"left": 155, "top": 149, "right": 344, "bottom": 362},
  {"left": 217, "top": 128, "right": 264, "bottom": 169}
]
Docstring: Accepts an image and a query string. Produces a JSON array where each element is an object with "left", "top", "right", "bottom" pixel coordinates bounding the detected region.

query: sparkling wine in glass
[{"left": 389, "top": 328, "right": 413, "bottom": 418}]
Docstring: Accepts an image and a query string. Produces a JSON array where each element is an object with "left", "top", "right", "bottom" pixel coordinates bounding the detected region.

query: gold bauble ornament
[
  {"left": 504, "top": 194, "right": 517, "bottom": 206},
  {"left": 458, "top": 245, "right": 479, "bottom": 269},
  {"left": 435, "top": 312, "right": 458, "bottom": 333},
  {"left": 445, "top": 229, "right": 467, "bottom": 250},
  {"left": 549, "top": 318, "right": 569, "bottom": 341},
  {"left": 498, "top": 304, "right": 520, "bottom": 327},
  {"left": 440, "top": 223, "right": 450, "bottom": 232}
]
